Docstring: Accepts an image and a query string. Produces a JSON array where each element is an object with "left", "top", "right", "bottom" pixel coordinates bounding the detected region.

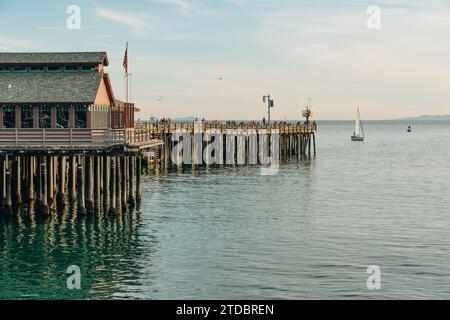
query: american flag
[{"left": 123, "top": 42, "right": 128, "bottom": 73}]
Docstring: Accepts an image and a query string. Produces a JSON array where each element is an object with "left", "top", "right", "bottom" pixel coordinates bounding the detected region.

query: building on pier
[
  {"left": 0, "top": 51, "right": 162, "bottom": 216},
  {"left": 0, "top": 52, "right": 136, "bottom": 137}
]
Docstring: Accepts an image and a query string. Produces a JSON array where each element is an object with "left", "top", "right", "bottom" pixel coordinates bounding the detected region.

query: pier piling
[
  {"left": 77, "top": 157, "right": 86, "bottom": 215},
  {"left": 108, "top": 156, "right": 117, "bottom": 216}
]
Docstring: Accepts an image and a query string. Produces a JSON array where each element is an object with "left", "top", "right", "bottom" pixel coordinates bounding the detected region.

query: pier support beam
[
  {"left": 14, "top": 157, "right": 21, "bottom": 206},
  {"left": 313, "top": 134, "right": 316, "bottom": 156},
  {"left": 116, "top": 157, "right": 123, "bottom": 211},
  {"left": 27, "top": 156, "right": 35, "bottom": 201},
  {"left": 85, "top": 156, "right": 94, "bottom": 214},
  {"left": 128, "top": 156, "right": 135, "bottom": 208},
  {"left": 116, "top": 156, "right": 122, "bottom": 212},
  {"left": 1, "top": 158, "right": 6, "bottom": 209},
  {"left": 47, "top": 156, "right": 54, "bottom": 208},
  {"left": 136, "top": 156, "right": 142, "bottom": 204},
  {"left": 77, "top": 156, "right": 86, "bottom": 215},
  {"left": 57, "top": 156, "right": 66, "bottom": 205},
  {"left": 103, "top": 156, "right": 110, "bottom": 209},
  {"left": 121, "top": 157, "right": 127, "bottom": 210},
  {"left": 4, "top": 159, "right": 12, "bottom": 215},
  {"left": 68, "top": 156, "right": 76, "bottom": 200},
  {"left": 94, "top": 156, "right": 101, "bottom": 212},
  {"left": 38, "top": 156, "right": 49, "bottom": 215},
  {"left": 108, "top": 156, "right": 117, "bottom": 216}
]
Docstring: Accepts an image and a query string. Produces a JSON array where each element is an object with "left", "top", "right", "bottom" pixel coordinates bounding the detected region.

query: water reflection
[
  {"left": 1, "top": 158, "right": 317, "bottom": 299},
  {"left": 0, "top": 204, "right": 157, "bottom": 299}
]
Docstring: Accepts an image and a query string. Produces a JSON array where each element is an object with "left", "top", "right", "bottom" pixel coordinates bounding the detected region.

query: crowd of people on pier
[{"left": 141, "top": 117, "right": 316, "bottom": 129}]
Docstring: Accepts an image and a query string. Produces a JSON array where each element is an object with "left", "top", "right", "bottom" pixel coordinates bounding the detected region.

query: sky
[{"left": 0, "top": 0, "right": 449, "bottom": 120}]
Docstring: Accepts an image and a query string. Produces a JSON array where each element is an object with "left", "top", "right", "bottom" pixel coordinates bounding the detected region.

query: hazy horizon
[{"left": 1, "top": 0, "right": 449, "bottom": 120}]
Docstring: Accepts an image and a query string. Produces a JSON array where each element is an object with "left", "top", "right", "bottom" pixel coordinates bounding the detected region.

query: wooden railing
[
  {"left": 0, "top": 122, "right": 316, "bottom": 149},
  {"left": 0, "top": 128, "right": 161, "bottom": 148},
  {"left": 135, "top": 121, "right": 317, "bottom": 134}
]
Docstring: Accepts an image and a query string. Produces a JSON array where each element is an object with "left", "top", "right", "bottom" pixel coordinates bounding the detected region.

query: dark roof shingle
[
  {"left": 0, "top": 72, "right": 103, "bottom": 104},
  {"left": 0, "top": 52, "right": 108, "bottom": 66}
]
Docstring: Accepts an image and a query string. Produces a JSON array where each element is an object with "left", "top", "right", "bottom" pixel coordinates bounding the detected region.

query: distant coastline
[{"left": 395, "top": 114, "right": 450, "bottom": 121}]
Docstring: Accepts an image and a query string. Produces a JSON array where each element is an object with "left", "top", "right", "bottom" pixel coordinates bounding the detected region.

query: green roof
[
  {"left": 0, "top": 52, "right": 108, "bottom": 66},
  {"left": 0, "top": 72, "right": 104, "bottom": 104}
]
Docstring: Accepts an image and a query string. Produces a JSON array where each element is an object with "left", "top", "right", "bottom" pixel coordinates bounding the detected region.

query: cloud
[
  {"left": 146, "top": 0, "right": 220, "bottom": 17},
  {"left": 96, "top": 8, "right": 149, "bottom": 30},
  {"left": 147, "top": 0, "right": 193, "bottom": 15},
  {"left": 0, "top": 36, "right": 35, "bottom": 51},
  {"left": 250, "top": 4, "right": 450, "bottom": 119}
]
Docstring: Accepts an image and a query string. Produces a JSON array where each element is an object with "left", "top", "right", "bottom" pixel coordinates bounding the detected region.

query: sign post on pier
[{"left": 302, "top": 97, "right": 312, "bottom": 124}]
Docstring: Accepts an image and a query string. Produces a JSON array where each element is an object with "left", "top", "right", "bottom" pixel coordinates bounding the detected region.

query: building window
[
  {"left": 47, "top": 65, "right": 61, "bottom": 72},
  {"left": 20, "top": 106, "right": 34, "bottom": 128},
  {"left": 80, "top": 65, "right": 96, "bottom": 72},
  {"left": 114, "top": 112, "right": 122, "bottom": 128},
  {"left": 39, "top": 105, "right": 52, "bottom": 128},
  {"left": 2, "top": 106, "right": 16, "bottom": 128},
  {"left": 30, "top": 66, "right": 45, "bottom": 72},
  {"left": 74, "top": 105, "right": 88, "bottom": 128},
  {"left": 0, "top": 66, "right": 10, "bottom": 72},
  {"left": 56, "top": 105, "right": 70, "bottom": 128},
  {"left": 12, "top": 66, "right": 28, "bottom": 72},
  {"left": 64, "top": 65, "right": 79, "bottom": 72}
]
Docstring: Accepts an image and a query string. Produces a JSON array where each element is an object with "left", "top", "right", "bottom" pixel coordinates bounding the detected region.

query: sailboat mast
[
  {"left": 354, "top": 107, "right": 361, "bottom": 136},
  {"left": 358, "top": 107, "right": 365, "bottom": 137}
]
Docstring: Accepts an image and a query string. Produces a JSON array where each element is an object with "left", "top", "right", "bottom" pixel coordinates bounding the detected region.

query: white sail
[{"left": 354, "top": 107, "right": 361, "bottom": 136}]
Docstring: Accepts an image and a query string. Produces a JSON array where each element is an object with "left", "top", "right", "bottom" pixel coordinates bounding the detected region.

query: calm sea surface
[{"left": 2, "top": 120, "right": 450, "bottom": 299}]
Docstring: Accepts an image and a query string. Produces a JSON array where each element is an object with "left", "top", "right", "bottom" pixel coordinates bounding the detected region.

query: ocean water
[{"left": 1, "top": 120, "right": 450, "bottom": 299}]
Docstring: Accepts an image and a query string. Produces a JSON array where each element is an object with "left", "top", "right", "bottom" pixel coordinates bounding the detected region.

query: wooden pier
[
  {"left": 143, "top": 121, "right": 316, "bottom": 167},
  {"left": 0, "top": 51, "right": 317, "bottom": 216},
  {"left": 0, "top": 121, "right": 316, "bottom": 216},
  {"left": 0, "top": 127, "right": 162, "bottom": 215}
]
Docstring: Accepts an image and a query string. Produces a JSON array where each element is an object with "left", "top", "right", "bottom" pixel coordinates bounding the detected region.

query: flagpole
[{"left": 125, "top": 41, "right": 129, "bottom": 105}]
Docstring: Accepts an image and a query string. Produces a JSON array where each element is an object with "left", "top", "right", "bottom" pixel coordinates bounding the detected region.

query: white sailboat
[{"left": 351, "top": 107, "right": 365, "bottom": 141}]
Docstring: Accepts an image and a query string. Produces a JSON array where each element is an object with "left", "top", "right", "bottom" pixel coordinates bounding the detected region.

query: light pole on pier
[
  {"left": 263, "top": 95, "right": 274, "bottom": 125},
  {"left": 302, "top": 97, "right": 312, "bottom": 124}
]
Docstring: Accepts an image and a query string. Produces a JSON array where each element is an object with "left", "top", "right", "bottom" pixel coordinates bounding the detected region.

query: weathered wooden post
[
  {"left": 38, "top": 156, "right": 49, "bottom": 215},
  {"left": 53, "top": 156, "right": 58, "bottom": 199},
  {"left": 0, "top": 157, "right": 6, "bottom": 208},
  {"left": 29, "top": 156, "right": 33, "bottom": 198},
  {"left": 85, "top": 156, "right": 94, "bottom": 214},
  {"left": 57, "top": 156, "right": 66, "bottom": 204},
  {"left": 27, "top": 156, "right": 34, "bottom": 200},
  {"left": 136, "top": 156, "right": 142, "bottom": 204},
  {"left": 14, "top": 156, "right": 21, "bottom": 205},
  {"left": 116, "top": 156, "right": 122, "bottom": 211},
  {"left": 47, "top": 156, "right": 54, "bottom": 208},
  {"left": 313, "top": 133, "right": 316, "bottom": 156},
  {"left": 128, "top": 156, "right": 135, "bottom": 207},
  {"left": 121, "top": 157, "right": 127, "bottom": 208},
  {"left": 68, "top": 156, "right": 77, "bottom": 200},
  {"left": 164, "top": 133, "right": 170, "bottom": 167},
  {"left": 108, "top": 156, "right": 117, "bottom": 216},
  {"left": 94, "top": 156, "right": 101, "bottom": 212},
  {"left": 308, "top": 134, "right": 311, "bottom": 157},
  {"left": 4, "top": 158, "right": 12, "bottom": 215},
  {"left": 103, "top": 156, "right": 110, "bottom": 209},
  {"left": 77, "top": 156, "right": 86, "bottom": 215},
  {"left": 35, "top": 157, "right": 40, "bottom": 203}
]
